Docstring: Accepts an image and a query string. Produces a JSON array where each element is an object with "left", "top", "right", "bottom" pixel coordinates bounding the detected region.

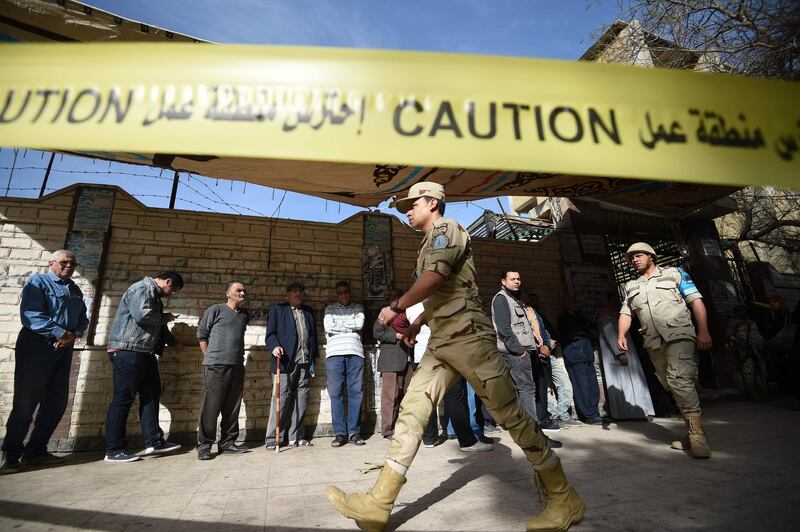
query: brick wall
[{"left": 0, "top": 185, "right": 565, "bottom": 450}]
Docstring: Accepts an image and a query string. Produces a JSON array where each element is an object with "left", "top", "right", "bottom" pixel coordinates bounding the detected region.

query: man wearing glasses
[{"left": 1, "top": 250, "right": 88, "bottom": 474}]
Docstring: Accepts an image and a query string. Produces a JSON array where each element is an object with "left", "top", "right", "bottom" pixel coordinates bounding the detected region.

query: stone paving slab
[{"left": 1, "top": 398, "right": 799, "bottom": 531}]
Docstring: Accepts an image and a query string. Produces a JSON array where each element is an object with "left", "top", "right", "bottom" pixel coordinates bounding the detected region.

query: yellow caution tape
[{"left": 0, "top": 43, "right": 798, "bottom": 189}]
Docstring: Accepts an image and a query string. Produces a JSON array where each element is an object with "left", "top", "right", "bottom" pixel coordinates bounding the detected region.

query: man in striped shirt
[{"left": 324, "top": 281, "right": 366, "bottom": 447}]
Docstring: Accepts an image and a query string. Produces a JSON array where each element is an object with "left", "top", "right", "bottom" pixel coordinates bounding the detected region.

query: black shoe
[
  {"left": 545, "top": 436, "right": 563, "bottom": 448},
  {"left": 540, "top": 419, "right": 561, "bottom": 432},
  {"left": 219, "top": 443, "right": 249, "bottom": 454},
  {"left": 349, "top": 434, "right": 366, "bottom": 446},
  {"left": 585, "top": 417, "right": 603, "bottom": 425},
  {"left": 0, "top": 456, "right": 21, "bottom": 475},
  {"left": 197, "top": 448, "right": 214, "bottom": 461},
  {"left": 331, "top": 435, "right": 347, "bottom": 447}
]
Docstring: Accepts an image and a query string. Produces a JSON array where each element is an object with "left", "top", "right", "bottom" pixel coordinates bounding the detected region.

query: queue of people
[
  {"left": 2, "top": 220, "right": 796, "bottom": 531},
  {"left": 0, "top": 241, "right": 718, "bottom": 470}
]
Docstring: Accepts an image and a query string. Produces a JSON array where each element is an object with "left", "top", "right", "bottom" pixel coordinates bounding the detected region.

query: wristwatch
[{"left": 389, "top": 300, "right": 405, "bottom": 313}]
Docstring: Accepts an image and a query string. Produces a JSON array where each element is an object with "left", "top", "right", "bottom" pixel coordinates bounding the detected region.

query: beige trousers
[
  {"left": 648, "top": 339, "right": 701, "bottom": 415},
  {"left": 387, "top": 333, "right": 549, "bottom": 468}
]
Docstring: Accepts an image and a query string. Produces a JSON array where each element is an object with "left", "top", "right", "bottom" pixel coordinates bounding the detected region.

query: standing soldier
[
  {"left": 617, "top": 243, "right": 713, "bottom": 458},
  {"left": 326, "top": 183, "right": 584, "bottom": 532}
]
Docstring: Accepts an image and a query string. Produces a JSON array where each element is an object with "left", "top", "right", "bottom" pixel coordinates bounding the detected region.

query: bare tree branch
[{"left": 602, "top": 0, "right": 800, "bottom": 80}]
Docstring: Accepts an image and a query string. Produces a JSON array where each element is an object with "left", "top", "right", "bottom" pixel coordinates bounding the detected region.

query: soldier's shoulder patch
[
  {"left": 432, "top": 223, "right": 449, "bottom": 237},
  {"left": 433, "top": 234, "right": 449, "bottom": 250}
]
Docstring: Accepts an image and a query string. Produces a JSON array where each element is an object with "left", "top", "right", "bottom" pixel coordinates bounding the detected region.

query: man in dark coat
[
  {"left": 265, "top": 282, "right": 319, "bottom": 449},
  {"left": 373, "top": 289, "right": 413, "bottom": 439}
]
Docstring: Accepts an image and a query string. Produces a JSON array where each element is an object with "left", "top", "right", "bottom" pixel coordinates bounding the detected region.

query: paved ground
[{"left": 1, "top": 397, "right": 799, "bottom": 531}]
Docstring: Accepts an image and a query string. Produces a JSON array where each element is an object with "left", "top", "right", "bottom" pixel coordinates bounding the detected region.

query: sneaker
[
  {"left": 558, "top": 417, "right": 583, "bottom": 426},
  {"left": 460, "top": 440, "right": 494, "bottom": 452},
  {"left": 219, "top": 443, "right": 249, "bottom": 454},
  {"left": 0, "top": 456, "right": 21, "bottom": 474},
  {"left": 294, "top": 439, "right": 313, "bottom": 447},
  {"left": 104, "top": 450, "right": 141, "bottom": 463},
  {"left": 348, "top": 434, "right": 366, "bottom": 446},
  {"left": 23, "top": 452, "right": 63, "bottom": 465},
  {"left": 197, "top": 448, "right": 214, "bottom": 461},
  {"left": 143, "top": 441, "right": 181, "bottom": 455},
  {"left": 540, "top": 419, "right": 561, "bottom": 432},
  {"left": 482, "top": 424, "right": 501, "bottom": 433},
  {"left": 331, "top": 435, "right": 347, "bottom": 447},
  {"left": 478, "top": 435, "right": 494, "bottom": 444},
  {"left": 265, "top": 442, "right": 278, "bottom": 451},
  {"left": 423, "top": 441, "right": 438, "bottom": 448}
]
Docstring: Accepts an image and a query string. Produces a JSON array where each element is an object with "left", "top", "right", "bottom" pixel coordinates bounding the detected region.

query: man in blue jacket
[
  {"left": 265, "top": 282, "right": 319, "bottom": 450},
  {"left": 104, "top": 271, "right": 184, "bottom": 463},
  {"left": 1, "top": 250, "right": 88, "bottom": 474}
]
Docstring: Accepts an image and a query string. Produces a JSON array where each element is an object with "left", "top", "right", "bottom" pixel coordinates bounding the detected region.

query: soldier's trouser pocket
[{"left": 472, "top": 355, "right": 517, "bottom": 408}]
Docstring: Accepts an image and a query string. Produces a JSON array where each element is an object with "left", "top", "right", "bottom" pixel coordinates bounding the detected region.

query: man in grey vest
[{"left": 491, "top": 268, "right": 561, "bottom": 434}]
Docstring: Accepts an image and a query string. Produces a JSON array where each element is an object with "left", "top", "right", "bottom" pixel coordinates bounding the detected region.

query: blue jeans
[
  {"left": 105, "top": 350, "right": 164, "bottom": 452},
  {"left": 501, "top": 351, "right": 539, "bottom": 423},
  {"left": 326, "top": 355, "right": 364, "bottom": 437},
  {"left": 564, "top": 338, "right": 601, "bottom": 421},
  {"left": 2, "top": 329, "right": 73, "bottom": 460},
  {"left": 549, "top": 355, "right": 574, "bottom": 420}
]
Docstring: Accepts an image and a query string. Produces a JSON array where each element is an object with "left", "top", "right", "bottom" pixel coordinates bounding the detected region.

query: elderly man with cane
[{"left": 265, "top": 282, "right": 318, "bottom": 450}]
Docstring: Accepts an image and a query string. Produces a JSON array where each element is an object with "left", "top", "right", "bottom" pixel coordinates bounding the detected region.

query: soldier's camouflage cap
[{"left": 391, "top": 182, "right": 446, "bottom": 212}]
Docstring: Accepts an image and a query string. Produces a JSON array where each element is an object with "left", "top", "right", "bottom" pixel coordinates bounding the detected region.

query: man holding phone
[{"left": 104, "top": 271, "right": 185, "bottom": 463}]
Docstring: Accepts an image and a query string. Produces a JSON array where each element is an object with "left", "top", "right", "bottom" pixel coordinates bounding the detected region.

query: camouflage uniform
[
  {"left": 387, "top": 218, "right": 549, "bottom": 468},
  {"left": 620, "top": 266, "right": 703, "bottom": 414}
]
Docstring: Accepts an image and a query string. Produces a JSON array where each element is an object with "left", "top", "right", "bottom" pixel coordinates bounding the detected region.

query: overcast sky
[{"left": 0, "top": 0, "right": 618, "bottom": 225}]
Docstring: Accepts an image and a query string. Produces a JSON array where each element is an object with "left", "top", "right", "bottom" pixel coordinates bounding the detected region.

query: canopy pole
[
  {"left": 38, "top": 152, "right": 55, "bottom": 198},
  {"left": 168, "top": 170, "right": 180, "bottom": 209}
]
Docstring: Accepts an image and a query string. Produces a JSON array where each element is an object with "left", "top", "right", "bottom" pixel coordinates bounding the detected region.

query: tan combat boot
[
  {"left": 686, "top": 414, "right": 712, "bottom": 458},
  {"left": 326, "top": 464, "right": 406, "bottom": 532},
  {"left": 526, "top": 457, "right": 585, "bottom": 532}
]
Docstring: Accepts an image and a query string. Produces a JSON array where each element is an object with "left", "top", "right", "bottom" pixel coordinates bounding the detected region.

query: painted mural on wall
[{"left": 363, "top": 214, "right": 392, "bottom": 301}]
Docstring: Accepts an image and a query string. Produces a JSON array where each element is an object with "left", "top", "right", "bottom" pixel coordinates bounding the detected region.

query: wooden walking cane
[{"left": 275, "top": 361, "right": 281, "bottom": 453}]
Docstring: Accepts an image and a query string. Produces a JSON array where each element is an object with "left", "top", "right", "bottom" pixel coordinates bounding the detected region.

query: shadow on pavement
[{"left": 0, "top": 500, "right": 338, "bottom": 532}]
